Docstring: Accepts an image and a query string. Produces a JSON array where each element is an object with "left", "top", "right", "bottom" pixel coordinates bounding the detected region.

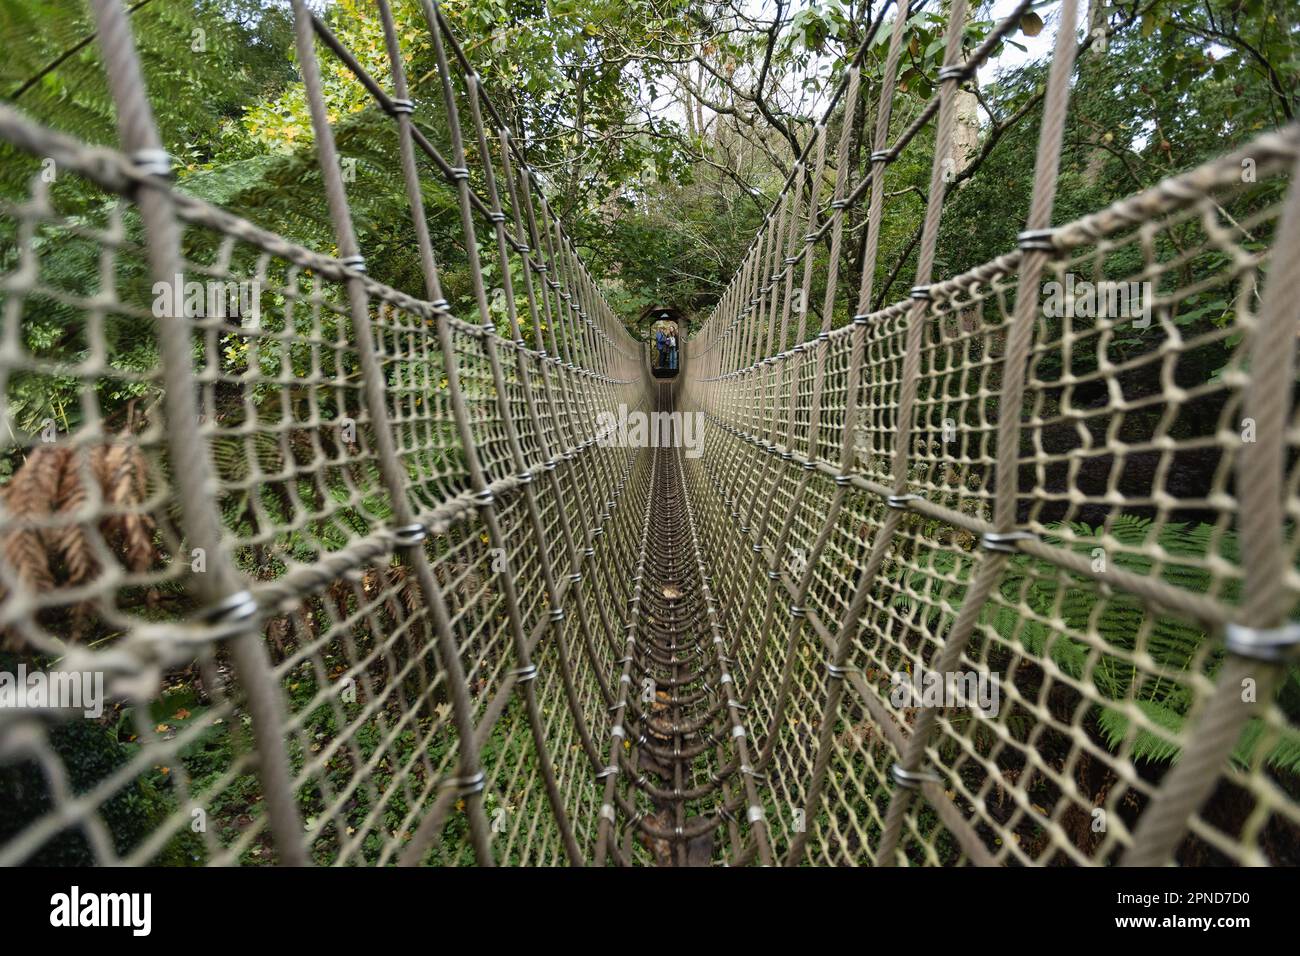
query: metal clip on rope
[
  {"left": 886, "top": 493, "right": 920, "bottom": 510},
  {"left": 891, "top": 763, "right": 942, "bottom": 790},
  {"left": 510, "top": 663, "right": 539, "bottom": 683},
  {"left": 130, "top": 148, "right": 174, "bottom": 179},
  {"left": 441, "top": 770, "right": 487, "bottom": 796},
  {"left": 1224, "top": 622, "right": 1300, "bottom": 662},
  {"left": 195, "top": 589, "right": 260, "bottom": 642},
  {"left": 391, "top": 522, "right": 427, "bottom": 547},
  {"left": 827, "top": 659, "right": 857, "bottom": 680},
  {"left": 1017, "top": 228, "right": 1058, "bottom": 252},
  {"left": 980, "top": 530, "right": 1037, "bottom": 553}
]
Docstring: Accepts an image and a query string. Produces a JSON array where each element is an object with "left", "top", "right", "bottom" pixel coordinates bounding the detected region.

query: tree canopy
[{"left": 2, "top": 0, "right": 1297, "bottom": 375}]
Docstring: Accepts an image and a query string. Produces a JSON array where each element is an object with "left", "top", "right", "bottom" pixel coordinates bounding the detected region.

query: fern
[{"left": 890, "top": 516, "right": 1300, "bottom": 773}]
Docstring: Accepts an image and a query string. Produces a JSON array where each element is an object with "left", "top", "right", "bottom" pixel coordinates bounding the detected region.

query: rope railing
[
  {"left": 0, "top": 0, "right": 1297, "bottom": 868},
  {"left": 0, "top": 0, "right": 654, "bottom": 866},
  {"left": 681, "top": 0, "right": 1300, "bottom": 867}
]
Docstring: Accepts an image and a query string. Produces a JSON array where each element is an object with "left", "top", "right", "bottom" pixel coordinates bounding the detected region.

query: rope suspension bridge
[{"left": 1, "top": 0, "right": 1298, "bottom": 867}]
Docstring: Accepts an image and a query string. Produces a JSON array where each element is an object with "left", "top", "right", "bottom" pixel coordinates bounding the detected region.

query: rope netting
[
  {"left": 0, "top": 0, "right": 1297, "bottom": 867},
  {"left": 684, "top": 0, "right": 1300, "bottom": 866}
]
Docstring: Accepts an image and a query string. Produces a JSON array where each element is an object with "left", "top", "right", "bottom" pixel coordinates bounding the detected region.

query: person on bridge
[
  {"left": 655, "top": 328, "right": 667, "bottom": 369},
  {"left": 667, "top": 331, "right": 678, "bottom": 370}
]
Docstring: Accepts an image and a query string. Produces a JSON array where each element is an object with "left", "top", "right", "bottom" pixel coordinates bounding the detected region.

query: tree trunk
[{"left": 1081, "top": 0, "right": 1110, "bottom": 186}]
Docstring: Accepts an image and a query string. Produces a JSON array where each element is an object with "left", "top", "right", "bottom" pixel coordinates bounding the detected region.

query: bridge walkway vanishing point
[{"left": 1, "top": 0, "right": 1300, "bottom": 867}]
